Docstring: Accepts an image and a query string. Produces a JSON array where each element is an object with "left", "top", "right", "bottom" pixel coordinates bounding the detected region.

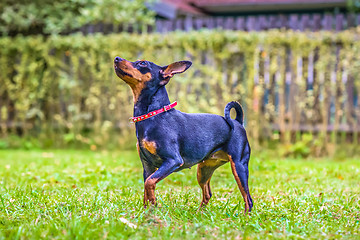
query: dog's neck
[{"left": 133, "top": 86, "right": 171, "bottom": 117}]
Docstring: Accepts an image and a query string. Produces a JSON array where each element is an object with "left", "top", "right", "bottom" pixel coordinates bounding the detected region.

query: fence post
[
  {"left": 289, "top": 14, "right": 299, "bottom": 30},
  {"left": 335, "top": 14, "right": 345, "bottom": 31},
  {"left": 323, "top": 14, "right": 333, "bottom": 30},
  {"left": 235, "top": 17, "right": 245, "bottom": 30},
  {"left": 185, "top": 15, "right": 193, "bottom": 31}
]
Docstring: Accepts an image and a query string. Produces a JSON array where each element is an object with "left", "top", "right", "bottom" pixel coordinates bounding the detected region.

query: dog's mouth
[
  {"left": 114, "top": 64, "right": 133, "bottom": 78},
  {"left": 114, "top": 64, "right": 140, "bottom": 87}
]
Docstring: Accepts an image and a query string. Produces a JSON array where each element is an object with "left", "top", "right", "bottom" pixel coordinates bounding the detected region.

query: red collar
[{"left": 130, "top": 101, "right": 177, "bottom": 123}]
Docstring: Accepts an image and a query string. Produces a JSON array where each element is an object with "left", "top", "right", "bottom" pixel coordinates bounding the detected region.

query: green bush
[
  {"left": 348, "top": 0, "right": 360, "bottom": 12},
  {"left": 0, "top": 30, "right": 360, "bottom": 151},
  {"left": 0, "top": 0, "right": 155, "bottom": 35}
]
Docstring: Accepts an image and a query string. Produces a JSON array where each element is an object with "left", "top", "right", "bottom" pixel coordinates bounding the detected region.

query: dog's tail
[{"left": 224, "top": 101, "right": 244, "bottom": 130}]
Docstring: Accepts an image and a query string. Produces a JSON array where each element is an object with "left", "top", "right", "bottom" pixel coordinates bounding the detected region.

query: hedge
[{"left": 0, "top": 30, "right": 360, "bottom": 152}]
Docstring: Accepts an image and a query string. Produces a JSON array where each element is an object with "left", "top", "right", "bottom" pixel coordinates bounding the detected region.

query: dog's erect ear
[{"left": 160, "top": 61, "right": 192, "bottom": 85}]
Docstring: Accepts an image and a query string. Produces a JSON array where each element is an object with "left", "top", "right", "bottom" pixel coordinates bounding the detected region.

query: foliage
[
  {"left": 347, "top": 0, "right": 360, "bottom": 12},
  {"left": 280, "top": 133, "right": 323, "bottom": 158},
  {"left": 0, "top": 0, "right": 156, "bottom": 36},
  {"left": 0, "top": 30, "right": 360, "bottom": 152},
  {"left": 0, "top": 149, "right": 359, "bottom": 238}
]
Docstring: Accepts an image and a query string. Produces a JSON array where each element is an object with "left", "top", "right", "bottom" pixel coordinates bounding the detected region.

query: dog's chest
[{"left": 139, "top": 145, "right": 163, "bottom": 168}]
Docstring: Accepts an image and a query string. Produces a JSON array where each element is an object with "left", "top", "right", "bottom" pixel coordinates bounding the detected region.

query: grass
[{"left": 0, "top": 149, "right": 359, "bottom": 239}]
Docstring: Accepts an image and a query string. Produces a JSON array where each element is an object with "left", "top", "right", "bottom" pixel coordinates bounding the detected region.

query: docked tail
[{"left": 224, "top": 101, "right": 244, "bottom": 130}]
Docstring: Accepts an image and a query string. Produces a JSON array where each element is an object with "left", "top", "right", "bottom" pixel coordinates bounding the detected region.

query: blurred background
[{"left": 1, "top": 0, "right": 360, "bottom": 157}]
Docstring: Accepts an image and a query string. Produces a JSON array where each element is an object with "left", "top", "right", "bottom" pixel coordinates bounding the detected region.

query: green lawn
[{"left": 0, "top": 150, "right": 359, "bottom": 239}]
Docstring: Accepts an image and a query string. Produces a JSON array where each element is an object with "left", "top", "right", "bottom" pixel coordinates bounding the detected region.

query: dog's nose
[{"left": 114, "top": 56, "right": 123, "bottom": 63}]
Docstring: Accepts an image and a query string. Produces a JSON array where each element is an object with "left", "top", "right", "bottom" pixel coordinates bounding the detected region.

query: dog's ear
[{"left": 160, "top": 61, "right": 192, "bottom": 85}]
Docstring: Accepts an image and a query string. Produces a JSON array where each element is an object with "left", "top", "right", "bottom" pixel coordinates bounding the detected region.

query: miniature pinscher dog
[{"left": 113, "top": 56, "right": 253, "bottom": 213}]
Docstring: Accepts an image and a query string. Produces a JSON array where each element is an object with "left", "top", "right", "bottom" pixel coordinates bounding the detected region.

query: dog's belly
[
  {"left": 177, "top": 133, "right": 229, "bottom": 165},
  {"left": 175, "top": 150, "right": 230, "bottom": 171},
  {"left": 141, "top": 144, "right": 228, "bottom": 170}
]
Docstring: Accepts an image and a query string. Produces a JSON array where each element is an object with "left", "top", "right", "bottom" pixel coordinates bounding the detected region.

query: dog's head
[{"left": 114, "top": 57, "right": 191, "bottom": 102}]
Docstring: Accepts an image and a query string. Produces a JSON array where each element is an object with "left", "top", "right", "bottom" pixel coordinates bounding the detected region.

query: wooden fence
[
  {"left": 78, "top": 13, "right": 360, "bottom": 35},
  {"left": 155, "top": 14, "right": 360, "bottom": 32},
  {"left": 248, "top": 46, "right": 360, "bottom": 144}
]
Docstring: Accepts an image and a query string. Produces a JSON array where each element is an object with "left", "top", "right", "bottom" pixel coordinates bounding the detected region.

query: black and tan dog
[{"left": 113, "top": 56, "right": 253, "bottom": 213}]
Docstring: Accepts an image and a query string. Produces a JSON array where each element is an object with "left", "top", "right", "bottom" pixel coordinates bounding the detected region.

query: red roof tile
[{"left": 163, "top": 0, "right": 205, "bottom": 15}]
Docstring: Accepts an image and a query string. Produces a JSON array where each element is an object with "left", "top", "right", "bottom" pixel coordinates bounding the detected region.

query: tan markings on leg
[
  {"left": 228, "top": 155, "right": 250, "bottom": 213},
  {"left": 197, "top": 152, "right": 229, "bottom": 207},
  {"left": 197, "top": 164, "right": 211, "bottom": 206},
  {"left": 141, "top": 139, "right": 157, "bottom": 155},
  {"left": 211, "top": 150, "right": 230, "bottom": 161},
  {"left": 144, "top": 175, "right": 159, "bottom": 206}
]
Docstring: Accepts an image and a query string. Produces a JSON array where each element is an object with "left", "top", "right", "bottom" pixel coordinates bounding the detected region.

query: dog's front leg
[
  {"left": 141, "top": 161, "right": 156, "bottom": 206},
  {"left": 144, "top": 157, "right": 184, "bottom": 207}
]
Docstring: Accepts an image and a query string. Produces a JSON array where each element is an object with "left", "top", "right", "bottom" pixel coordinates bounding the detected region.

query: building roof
[
  {"left": 192, "top": 0, "right": 346, "bottom": 13},
  {"left": 164, "top": 0, "right": 205, "bottom": 15},
  {"left": 153, "top": 0, "right": 347, "bottom": 18},
  {"left": 151, "top": 0, "right": 205, "bottom": 19},
  {"left": 192, "top": 0, "right": 345, "bottom": 4}
]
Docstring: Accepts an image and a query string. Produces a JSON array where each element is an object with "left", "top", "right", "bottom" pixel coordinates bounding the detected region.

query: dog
[{"left": 113, "top": 57, "right": 253, "bottom": 213}]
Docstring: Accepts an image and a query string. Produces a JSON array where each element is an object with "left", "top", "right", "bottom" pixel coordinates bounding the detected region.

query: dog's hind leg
[
  {"left": 228, "top": 143, "right": 253, "bottom": 213},
  {"left": 197, "top": 152, "right": 228, "bottom": 207}
]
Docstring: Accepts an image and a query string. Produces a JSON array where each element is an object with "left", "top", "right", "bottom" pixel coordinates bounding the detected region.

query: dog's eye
[{"left": 138, "top": 61, "right": 147, "bottom": 67}]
